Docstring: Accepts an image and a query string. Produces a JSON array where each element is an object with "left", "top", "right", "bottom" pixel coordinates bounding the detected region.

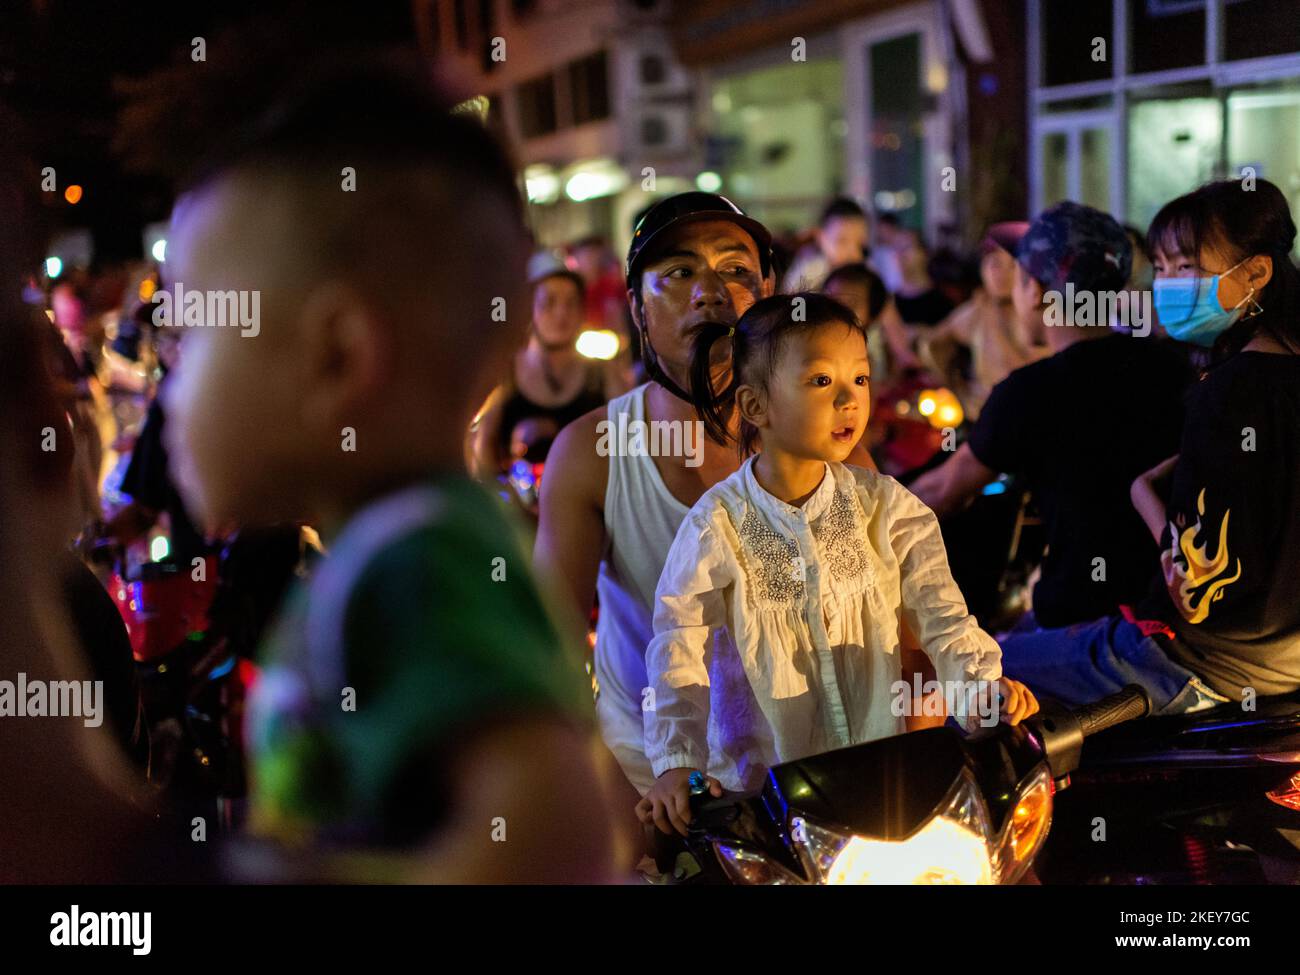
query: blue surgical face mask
[{"left": 1152, "top": 257, "right": 1256, "bottom": 347}]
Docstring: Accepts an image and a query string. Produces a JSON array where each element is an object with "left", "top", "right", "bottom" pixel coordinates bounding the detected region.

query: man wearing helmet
[{"left": 536, "top": 194, "right": 874, "bottom": 816}]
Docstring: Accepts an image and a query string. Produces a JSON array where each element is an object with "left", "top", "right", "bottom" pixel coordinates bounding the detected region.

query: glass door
[{"left": 1034, "top": 109, "right": 1118, "bottom": 216}]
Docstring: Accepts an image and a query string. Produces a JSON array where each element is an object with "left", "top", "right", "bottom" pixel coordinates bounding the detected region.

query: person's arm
[
  {"left": 468, "top": 384, "right": 510, "bottom": 482},
  {"left": 409, "top": 714, "right": 615, "bottom": 883},
  {"left": 885, "top": 482, "right": 1039, "bottom": 727},
  {"left": 1131, "top": 454, "right": 1179, "bottom": 544},
  {"left": 638, "top": 515, "right": 729, "bottom": 835},
  {"left": 879, "top": 298, "right": 920, "bottom": 370},
  {"left": 534, "top": 409, "right": 608, "bottom": 630},
  {"left": 909, "top": 443, "right": 998, "bottom": 519}
]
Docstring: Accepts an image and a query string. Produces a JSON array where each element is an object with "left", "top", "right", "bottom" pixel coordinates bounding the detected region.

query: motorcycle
[
  {"left": 653, "top": 686, "right": 1153, "bottom": 884},
  {"left": 1037, "top": 688, "right": 1300, "bottom": 885}
]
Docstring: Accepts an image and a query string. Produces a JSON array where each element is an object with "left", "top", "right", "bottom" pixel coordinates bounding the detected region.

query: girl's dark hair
[
  {"left": 689, "top": 292, "right": 866, "bottom": 454},
  {"left": 822, "top": 263, "right": 888, "bottom": 323},
  {"left": 1147, "top": 177, "right": 1300, "bottom": 364}
]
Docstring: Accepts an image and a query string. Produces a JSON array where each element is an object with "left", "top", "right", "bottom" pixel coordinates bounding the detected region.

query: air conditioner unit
[{"left": 625, "top": 102, "right": 691, "bottom": 157}]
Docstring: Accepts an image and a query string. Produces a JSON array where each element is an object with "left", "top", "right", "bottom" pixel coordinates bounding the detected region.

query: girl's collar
[{"left": 742, "top": 455, "right": 837, "bottom": 524}]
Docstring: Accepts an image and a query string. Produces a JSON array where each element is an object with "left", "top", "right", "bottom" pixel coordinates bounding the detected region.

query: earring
[{"left": 1240, "top": 288, "right": 1264, "bottom": 321}]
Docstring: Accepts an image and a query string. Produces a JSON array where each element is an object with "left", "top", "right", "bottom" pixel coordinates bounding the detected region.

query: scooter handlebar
[{"left": 1074, "top": 684, "right": 1152, "bottom": 738}]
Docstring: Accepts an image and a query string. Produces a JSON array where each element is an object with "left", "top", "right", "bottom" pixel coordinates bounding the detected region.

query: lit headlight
[{"left": 793, "top": 770, "right": 995, "bottom": 884}]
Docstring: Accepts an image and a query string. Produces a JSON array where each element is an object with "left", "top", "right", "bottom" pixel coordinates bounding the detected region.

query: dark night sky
[{"left": 0, "top": 0, "right": 417, "bottom": 263}]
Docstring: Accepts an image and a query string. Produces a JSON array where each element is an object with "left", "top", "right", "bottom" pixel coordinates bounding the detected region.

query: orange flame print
[{"left": 1162, "top": 488, "right": 1242, "bottom": 625}]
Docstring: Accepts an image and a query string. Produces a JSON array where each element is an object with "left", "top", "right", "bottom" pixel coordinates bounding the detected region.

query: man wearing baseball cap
[
  {"left": 535, "top": 193, "right": 880, "bottom": 832},
  {"left": 912, "top": 201, "right": 1193, "bottom": 629}
]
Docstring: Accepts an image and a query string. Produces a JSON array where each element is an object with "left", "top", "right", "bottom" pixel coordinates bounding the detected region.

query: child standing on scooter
[{"left": 638, "top": 293, "right": 1038, "bottom": 836}]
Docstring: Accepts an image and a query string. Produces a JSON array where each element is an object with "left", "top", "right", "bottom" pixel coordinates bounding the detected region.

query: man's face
[
  {"left": 629, "top": 219, "right": 770, "bottom": 381},
  {"left": 532, "top": 276, "right": 584, "bottom": 348},
  {"left": 818, "top": 215, "right": 868, "bottom": 268},
  {"left": 160, "top": 180, "right": 312, "bottom": 533}
]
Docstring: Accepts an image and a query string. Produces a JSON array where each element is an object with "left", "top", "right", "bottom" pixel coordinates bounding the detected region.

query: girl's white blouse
[{"left": 644, "top": 457, "right": 1002, "bottom": 791}]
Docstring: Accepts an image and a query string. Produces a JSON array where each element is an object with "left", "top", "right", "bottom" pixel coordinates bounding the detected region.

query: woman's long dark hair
[
  {"left": 1148, "top": 177, "right": 1300, "bottom": 365},
  {"left": 688, "top": 292, "right": 866, "bottom": 454}
]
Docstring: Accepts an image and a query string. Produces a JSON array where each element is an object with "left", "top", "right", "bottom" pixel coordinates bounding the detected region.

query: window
[
  {"left": 1128, "top": 0, "right": 1205, "bottom": 74},
  {"left": 1041, "top": 1, "right": 1112, "bottom": 86},
  {"left": 569, "top": 51, "right": 610, "bottom": 126},
  {"left": 871, "top": 33, "right": 925, "bottom": 227},
  {"left": 1127, "top": 92, "right": 1222, "bottom": 228},
  {"left": 1225, "top": 0, "right": 1300, "bottom": 61},
  {"left": 517, "top": 74, "right": 558, "bottom": 138}
]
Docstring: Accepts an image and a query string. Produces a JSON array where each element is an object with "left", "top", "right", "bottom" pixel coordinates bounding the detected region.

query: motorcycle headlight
[
  {"left": 792, "top": 769, "right": 995, "bottom": 885},
  {"left": 992, "top": 763, "right": 1053, "bottom": 884},
  {"left": 711, "top": 841, "right": 805, "bottom": 885}
]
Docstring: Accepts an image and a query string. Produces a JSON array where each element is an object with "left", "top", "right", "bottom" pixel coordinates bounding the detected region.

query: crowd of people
[{"left": 3, "top": 43, "right": 1299, "bottom": 884}]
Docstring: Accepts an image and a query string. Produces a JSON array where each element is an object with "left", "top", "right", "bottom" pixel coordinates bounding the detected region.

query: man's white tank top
[{"left": 594, "top": 383, "right": 689, "bottom": 792}]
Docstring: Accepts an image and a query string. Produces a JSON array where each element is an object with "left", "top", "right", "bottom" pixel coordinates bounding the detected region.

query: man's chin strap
[{"left": 638, "top": 323, "right": 695, "bottom": 404}]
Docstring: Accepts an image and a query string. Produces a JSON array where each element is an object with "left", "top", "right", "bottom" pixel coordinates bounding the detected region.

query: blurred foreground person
[
  {"left": 159, "top": 60, "right": 614, "bottom": 881},
  {"left": 0, "top": 142, "right": 196, "bottom": 881}
]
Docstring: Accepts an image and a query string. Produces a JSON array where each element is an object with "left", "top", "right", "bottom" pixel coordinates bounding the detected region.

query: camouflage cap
[{"left": 1012, "top": 201, "right": 1131, "bottom": 294}]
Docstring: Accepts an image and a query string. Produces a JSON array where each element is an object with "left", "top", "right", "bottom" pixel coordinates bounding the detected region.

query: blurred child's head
[
  {"left": 816, "top": 197, "right": 869, "bottom": 268},
  {"left": 822, "top": 263, "right": 887, "bottom": 328},
  {"left": 692, "top": 292, "right": 869, "bottom": 461},
  {"left": 160, "top": 61, "right": 530, "bottom": 532}
]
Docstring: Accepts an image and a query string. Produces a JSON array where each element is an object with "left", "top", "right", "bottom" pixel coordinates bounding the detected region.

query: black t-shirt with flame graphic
[{"left": 1140, "top": 351, "right": 1300, "bottom": 699}]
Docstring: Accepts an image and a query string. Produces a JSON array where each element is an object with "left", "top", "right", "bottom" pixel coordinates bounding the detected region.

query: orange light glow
[{"left": 64, "top": 185, "right": 83, "bottom": 204}]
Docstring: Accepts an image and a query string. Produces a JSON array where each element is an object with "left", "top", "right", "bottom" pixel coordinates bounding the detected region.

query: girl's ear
[
  {"left": 735, "top": 383, "right": 766, "bottom": 431},
  {"left": 1243, "top": 254, "right": 1274, "bottom": 292}
]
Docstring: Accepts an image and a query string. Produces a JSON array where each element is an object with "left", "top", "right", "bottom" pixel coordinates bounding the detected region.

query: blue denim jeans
[{"left": 997, "top": 615, "right": 1231, "bottom": 716}]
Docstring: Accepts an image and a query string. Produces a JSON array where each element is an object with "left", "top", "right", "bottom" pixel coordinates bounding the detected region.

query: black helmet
[{"left": 626, "top": 192, "right": 772, "bottom": 283}]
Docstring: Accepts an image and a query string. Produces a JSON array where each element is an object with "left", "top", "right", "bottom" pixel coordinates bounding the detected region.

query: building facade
[{"left": 1029, "top": 0, "right": 1300, "bottom": 242}]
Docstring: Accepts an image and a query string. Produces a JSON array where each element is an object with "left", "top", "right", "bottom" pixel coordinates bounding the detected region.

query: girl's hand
[
  {"left": 997, "top": 677, "right": 1040, "bottom": 725},
  {"left": 635, "top": 768, "right": 723, "bottom": 837}
]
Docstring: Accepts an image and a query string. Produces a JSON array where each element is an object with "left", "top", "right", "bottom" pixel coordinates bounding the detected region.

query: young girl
[
  {"left": 636, "top": 293, "right": 1038, "bottom": 835},
  {"left": 998, "top": 177, "right": 1300, "bottom": 720}
]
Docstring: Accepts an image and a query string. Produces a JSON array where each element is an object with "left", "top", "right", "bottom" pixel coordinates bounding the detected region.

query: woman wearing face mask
[{"left": 995, "top": 177, "right": 1300, "bottom": 716}]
